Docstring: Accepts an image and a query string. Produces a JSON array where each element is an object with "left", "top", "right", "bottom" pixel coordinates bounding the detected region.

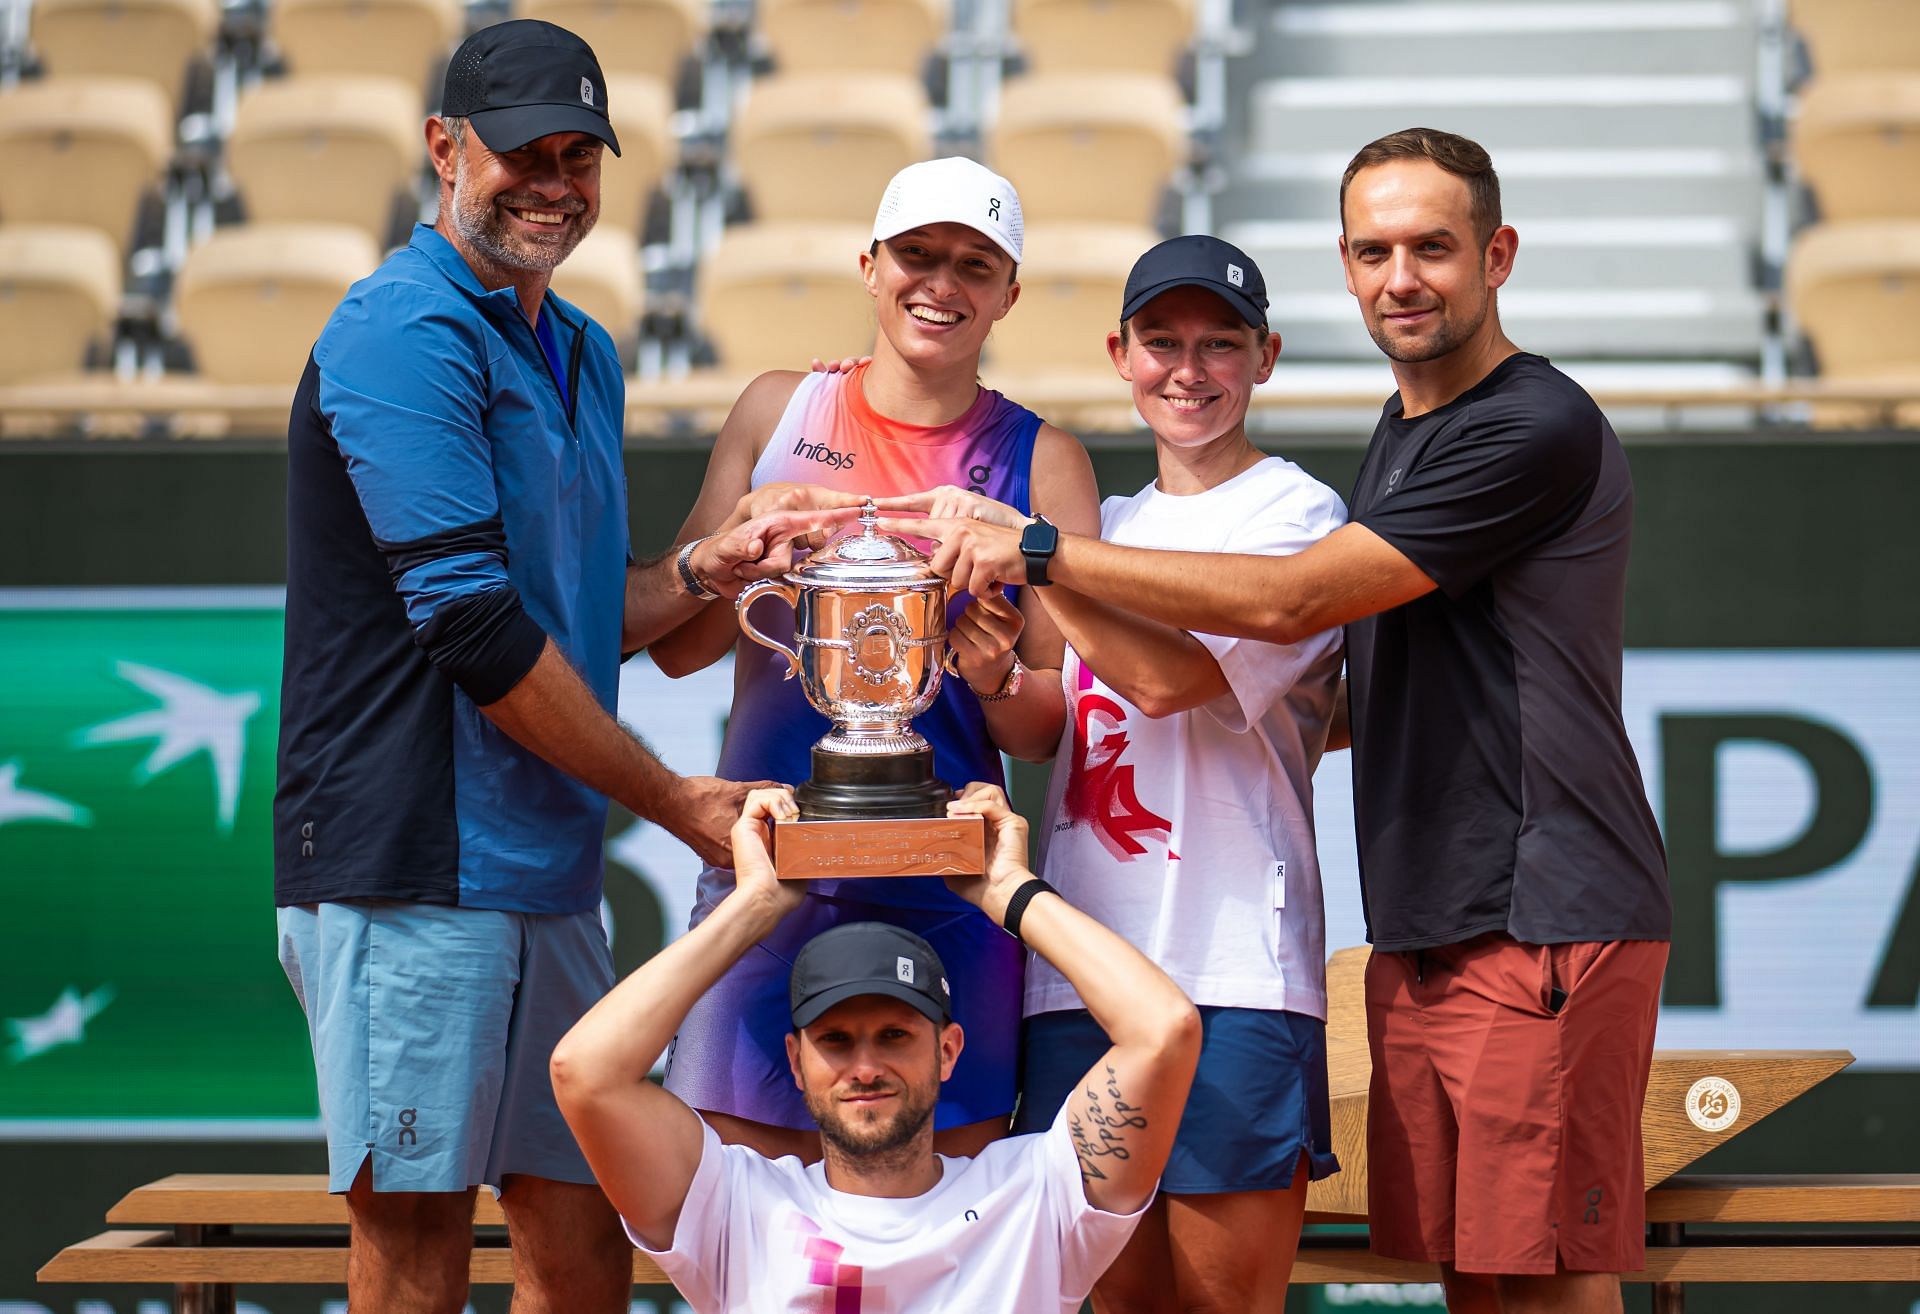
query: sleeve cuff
[{"left": 415, "top": 586, "right": 549, "bottom": 704}]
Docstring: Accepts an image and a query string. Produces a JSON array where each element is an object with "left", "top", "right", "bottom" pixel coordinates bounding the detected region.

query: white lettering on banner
[{"left": 619, "top": 652, "right": 1920, "bottom": 1071}]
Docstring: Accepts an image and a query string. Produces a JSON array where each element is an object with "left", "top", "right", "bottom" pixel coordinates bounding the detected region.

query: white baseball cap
[{"left": 871, "top": 156, "right": 1024, "bottom": 265}]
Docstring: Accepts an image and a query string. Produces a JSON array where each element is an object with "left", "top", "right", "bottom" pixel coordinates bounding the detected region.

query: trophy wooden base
[
  {"left": 773, "top": 738, "right": 987, "bottom": 878},
  {"left": 769, "top": 814, "right": 988, "bottom": 880}
]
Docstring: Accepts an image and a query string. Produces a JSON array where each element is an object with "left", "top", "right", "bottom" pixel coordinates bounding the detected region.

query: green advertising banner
[{"left": 0, "top": 590, "right": 318, "bottom": 1126}]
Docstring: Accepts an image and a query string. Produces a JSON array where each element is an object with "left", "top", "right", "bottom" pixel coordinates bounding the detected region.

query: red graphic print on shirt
[{"left": 1061, "top": 664, "right": 1172, "bottom": 861}]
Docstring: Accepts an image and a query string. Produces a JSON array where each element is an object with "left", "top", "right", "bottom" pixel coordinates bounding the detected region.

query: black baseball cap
[
  {"left": 790, "top": 923, "right": 953, "bottom": 1029},
  {"left": 1120, "top": 234, "right": 1268, "bottom": 329},
  {"left": 441, "top": 19, "right": 622, "bottom": 157}
]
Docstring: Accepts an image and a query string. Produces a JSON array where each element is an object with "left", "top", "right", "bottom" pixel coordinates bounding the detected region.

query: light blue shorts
[{"left": 277, "top": 899, "right": 614, "bottom": 1194}]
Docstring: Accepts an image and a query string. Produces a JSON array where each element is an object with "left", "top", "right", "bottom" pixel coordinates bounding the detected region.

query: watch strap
[
  {"left": 676, "top": 537, "right": 720, "bottom": 601},
  {"left": 1020, "top": 514, "right": 1057, "bottom": 588},
  {"left": 974, "top": 653, "right": 1025, "bottom": 702}
]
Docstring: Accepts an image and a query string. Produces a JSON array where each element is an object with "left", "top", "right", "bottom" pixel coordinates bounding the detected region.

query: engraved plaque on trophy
[{"left": 735, "top": 502, "right": 987, "bottom": 879}]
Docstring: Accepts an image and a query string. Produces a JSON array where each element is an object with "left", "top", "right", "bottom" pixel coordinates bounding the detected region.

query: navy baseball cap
[
  {"left": 1120, "top": 234, "right": 1268, "bottom": 329},
  {"left": 441, "top": 19, "right": 622, "bottom": 157},
  {"left": 790, "top": 923, "right": 953, "bottom": 1029}
]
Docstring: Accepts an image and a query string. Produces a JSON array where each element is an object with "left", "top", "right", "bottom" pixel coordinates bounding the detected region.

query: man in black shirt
[{"left": 886, "top": 129, "right": 1671, "bottom": 1314}]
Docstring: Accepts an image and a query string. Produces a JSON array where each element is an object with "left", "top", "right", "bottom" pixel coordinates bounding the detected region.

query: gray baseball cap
[
  {"left": 441, "top": 19, "right": 622, "bottom": 156},
  {"left": 1121, "top": 233, "right": 1268, "bottom": 328},
  {"left": 790, "top": 922, "right": 952, "bottom": 1029}
]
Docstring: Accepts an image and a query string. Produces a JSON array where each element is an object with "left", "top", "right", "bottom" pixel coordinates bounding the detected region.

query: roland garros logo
[{"left": 1685, "top": 1075, "right": 1741, "bottom": 1132}]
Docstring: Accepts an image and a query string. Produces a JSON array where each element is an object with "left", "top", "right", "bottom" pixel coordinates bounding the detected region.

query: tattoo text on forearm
[{"left": 1068, "top": 1063, "right": 1148, "bottom": 1184}]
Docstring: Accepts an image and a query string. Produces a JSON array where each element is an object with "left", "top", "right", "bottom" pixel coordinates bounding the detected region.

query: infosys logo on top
[{"left": 793, "top": 435, "right": 857, "bottom": 470}]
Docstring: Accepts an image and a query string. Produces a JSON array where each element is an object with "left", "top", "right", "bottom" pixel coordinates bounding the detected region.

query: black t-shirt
[{"left": 1345, "top": 353, "right": 1671, "bottom": 951}]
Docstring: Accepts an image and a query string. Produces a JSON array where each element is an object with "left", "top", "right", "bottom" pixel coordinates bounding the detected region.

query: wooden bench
[{"left": 38, "top": 1171, "right": 1920, "bottom": 1312}]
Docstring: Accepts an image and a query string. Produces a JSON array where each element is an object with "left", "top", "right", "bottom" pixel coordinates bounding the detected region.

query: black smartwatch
[{"left": 1019, "top": 514, "right": 1058, "bottom": 587}]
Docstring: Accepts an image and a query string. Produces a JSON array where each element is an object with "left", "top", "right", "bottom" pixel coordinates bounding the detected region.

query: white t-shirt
[
  {"left": 629, "top": 1106, "right": 1146, "bottom": 1313},
  {"left": 1027, "top": 457, "right": 1346, "bottom": 1020}
]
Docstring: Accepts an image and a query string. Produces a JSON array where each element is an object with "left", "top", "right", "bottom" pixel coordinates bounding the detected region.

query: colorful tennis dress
[{"left": 663, "top": 365, "right": 1043, "bottom": 1128}]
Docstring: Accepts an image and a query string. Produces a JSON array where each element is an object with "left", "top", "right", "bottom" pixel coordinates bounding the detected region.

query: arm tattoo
[{"left": 1068, "top": 1063, "right": 1149, "bottom": 1185}]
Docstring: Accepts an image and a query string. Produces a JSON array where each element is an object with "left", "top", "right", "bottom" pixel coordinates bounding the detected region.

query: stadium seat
[
  {"left": 27, "top": 0, "right": 217, "bottom": 110},
  {"left": 0, "top": 78, "right": 173, "bottom": 252},
  {"left": 521, "top": 0, "right": 704, "bottom": 84},
  {"left": 1792, "top": 74, "right": 1920, "bottom": 221},
  {"left": 732, "top": 74, "right": 930, "bottom": 223},
  {"left": 598, "top": 75, "right": 676, "bottom": 239},
  {"left": 269, "top": 0, "right": 461, "bottom": 87},
  {"left": 696, "top": 222, "right": 873, "bottom": 371},
  {"left": 1789, "top": 0, "right": 1920, "bottom": 75},
  {"left": 175, "top": 223, "right": 381, "bottom": 384},
  {"left": 988, "top": 73, "right": 1184, "bottom": 226},
  {"left": 228, "top": 76, "right": 424, "bottom": 243},
  {"left": 0, "top": 225, "right": 123, "bottom": 383},
  {"left": 550, "top": 226, "right": 644, "bottom": 352},
  {"left": 1011, "top": 0, "right": 1192, "bottom": 75},
  {"left": 1787, "top": 221, "right": 1920, "bottom": 378},
  {"left": 759, "top": 0, "right": 946, "bottom": 75},
  {"left": 983, "top": 222, "right": 1155, "bottom": 372}
]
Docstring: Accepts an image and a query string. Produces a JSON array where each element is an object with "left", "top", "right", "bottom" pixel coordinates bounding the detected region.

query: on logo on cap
[
  {"left": 1227, "top": 263, "right": 1244, "bottom": 287},
  {"left": 896, "top": 956, "right": 915, "bottom": 984},
  {"left": 580, "top": 77, "right": 594, "bottom": 106}
]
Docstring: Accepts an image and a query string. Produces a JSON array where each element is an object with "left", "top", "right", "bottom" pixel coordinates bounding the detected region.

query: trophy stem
[{"left": 796, "top": 741, "right": 952, "bottom": 820}]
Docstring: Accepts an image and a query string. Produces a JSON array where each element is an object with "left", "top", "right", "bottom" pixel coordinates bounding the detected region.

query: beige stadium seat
[
  {"left": 733, "top": 74, "right": 930, "bottom": 223},
  {"left": 229, "top": 76, "right": 423, "bottom": 243},
  {"left": 1012, "top": 0, "right": 1192, "bottom": 75},
  {"left": 1792, "top": 74, "right": 1920, "bottom": 221},
  {"left": 0, "top": 225, "right": 123, "bottom": 383},
  {"left": 270, "top": 0, "right": 461, "bottom": 86},
  {"left": 1790, "top": 0, "right": 1920, "bottom": 75},
  {"left": 989, "top": 73, "right": 1184, "bottom": 226},
  {"left": 175, "top": 223, "right": 381, "bottom": 383},
  {"left": 760, "top": 0, "right": 946, "bottom": 75},
  {"left": 0, "top": 78, "right": 172, "bottom": 251},
  {"left": 522, "top": 0, "right": 703, "bottom": 83},
  {"left": 598, "top": 75, "right": 676, "bottom": 238},
  {"left": 1788, "top": 221, "right": 1920, "bottom": 387},
  {"left": 550, "top": 225, "right": 644, "bottom": 350},
  {"left": 28, "top": 0, "right": 217, "bottom": 109},
  {"left": 984, "top": 222, "right": 1155, "bottom": 372},
  {"left": 697, "top": 222, "right": 872, "bottom": 371}
]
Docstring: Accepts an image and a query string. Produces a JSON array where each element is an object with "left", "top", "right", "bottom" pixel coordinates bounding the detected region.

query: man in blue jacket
[{"left": 274, "top": 21, "right": 818, "bottom": 1312}]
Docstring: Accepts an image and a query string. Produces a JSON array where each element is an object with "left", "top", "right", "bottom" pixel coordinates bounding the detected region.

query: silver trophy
[{"left": 736, "top": 500, "right": 963, "bottom": 821}]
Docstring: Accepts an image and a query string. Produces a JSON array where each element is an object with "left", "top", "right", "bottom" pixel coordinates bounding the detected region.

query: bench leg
[
  {"left": 174, "top": 1224, "right": 236, "bottom": 1314},
  {"left": 1650, "top": 1223, "right": 1683, "bottom": 1314}
]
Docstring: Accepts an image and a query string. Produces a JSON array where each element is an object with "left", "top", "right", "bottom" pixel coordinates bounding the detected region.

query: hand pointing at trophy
[
  {"left": 687, "top": 504, "right": 865, "bottom": 597},
  {"left": 873, "top": 488, "right": 1037, "bottom": 599}
]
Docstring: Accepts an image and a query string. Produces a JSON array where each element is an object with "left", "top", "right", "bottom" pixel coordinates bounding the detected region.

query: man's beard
[
  {"left": 451, "top": 160, "right": 593, "bottom": 275},
  {"left": 807, "top": 1079, "right": 937, "bottom": 1167},
  {"left": 1366, "top": 294, "right": 1487, "bottom": 364}
]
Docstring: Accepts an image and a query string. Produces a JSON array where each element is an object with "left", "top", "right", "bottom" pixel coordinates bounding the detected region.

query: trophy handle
[
  {"left": 941, "top": 646, "right": 962, "bottom": 677},
  {"left": 737, "top": 580, "right": 802, "bottom": 680}
]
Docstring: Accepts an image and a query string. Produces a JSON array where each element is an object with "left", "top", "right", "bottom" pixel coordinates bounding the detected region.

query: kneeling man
[{"left": 552, "top": 784, "right": 1202, "bottom": 1313}]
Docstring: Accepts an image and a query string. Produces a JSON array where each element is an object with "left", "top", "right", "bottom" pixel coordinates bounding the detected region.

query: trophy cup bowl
[{"left": 735, "top": 501, "right": 986, "bottom": 878}]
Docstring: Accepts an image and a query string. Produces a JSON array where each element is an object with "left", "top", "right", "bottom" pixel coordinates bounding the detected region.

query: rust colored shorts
[{"left": 1363, "top": 933, "right": 1669, "bottom": 1275}]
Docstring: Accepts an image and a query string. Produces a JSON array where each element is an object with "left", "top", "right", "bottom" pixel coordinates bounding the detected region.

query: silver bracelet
[{"left": 675, "top": 537, "right": 720, "bottom": 601}]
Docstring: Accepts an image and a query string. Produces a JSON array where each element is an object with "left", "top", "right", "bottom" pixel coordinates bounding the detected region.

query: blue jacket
[{"left": 275, "top": 225, "right": 629, "bottom": 914}]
